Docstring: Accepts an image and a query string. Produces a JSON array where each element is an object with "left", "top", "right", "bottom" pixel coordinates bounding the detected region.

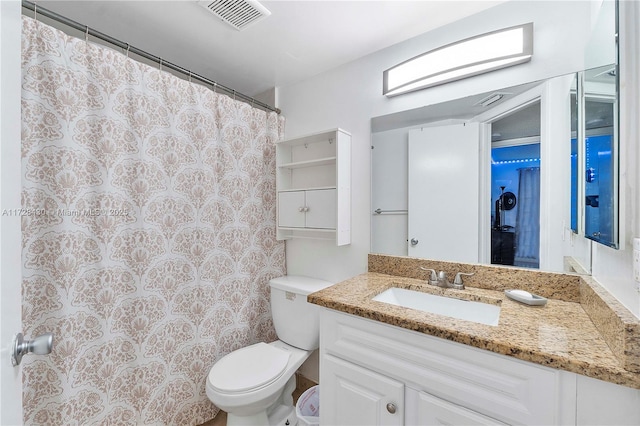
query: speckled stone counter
[{"left": 308, "top": 254, "right": 640, "bottom": 389}]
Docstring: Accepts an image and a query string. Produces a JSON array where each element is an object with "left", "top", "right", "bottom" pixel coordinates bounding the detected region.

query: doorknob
[
  {"left": 410, "top": 238, "right": 419, "bottom": 246},
  {"left": 11, "top": 332, "right": 54, "bottom": 366}
]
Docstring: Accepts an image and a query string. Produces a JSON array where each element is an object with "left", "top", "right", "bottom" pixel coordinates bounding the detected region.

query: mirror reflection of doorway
[
  {"left": 490, "top": 102, "right": 541, "bottom": 269},
  {"left": 491, "top": 144, "right": 540, "bottom": 268}
]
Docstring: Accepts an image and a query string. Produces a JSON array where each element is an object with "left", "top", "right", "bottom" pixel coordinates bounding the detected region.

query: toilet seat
[{"left": 208, "top": 342, "right": 291, "bottom": 394}]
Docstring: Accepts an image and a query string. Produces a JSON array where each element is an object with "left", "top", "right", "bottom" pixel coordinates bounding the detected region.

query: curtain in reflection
[{"left": 514, "top": 167, "right": 540, "bottom": 266}]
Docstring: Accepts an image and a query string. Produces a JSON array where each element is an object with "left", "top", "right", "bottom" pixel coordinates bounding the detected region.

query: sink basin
[{"left": 372, "top": 287, "right": 501, "bottom": 326}]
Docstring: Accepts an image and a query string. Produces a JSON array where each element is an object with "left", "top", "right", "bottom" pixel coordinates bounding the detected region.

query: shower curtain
[
  {"left": 21, "top": 16, "right": 285, "bottom": 425},
  {"left": 514, "top": 167, "right": 540, "bottom": 266}
]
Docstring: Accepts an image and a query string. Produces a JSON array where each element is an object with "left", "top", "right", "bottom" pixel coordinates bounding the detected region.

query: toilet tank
[{"left": 269, "top": 276, "right": 334, "bottom": 351}]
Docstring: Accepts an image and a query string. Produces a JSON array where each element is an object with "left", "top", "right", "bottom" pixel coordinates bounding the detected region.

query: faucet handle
[
  {"left": 419, "top": 267, "right": 438, "bottom": 283},
  {"left": 453, "top": 272, "right": 475, "bottom": 286}
]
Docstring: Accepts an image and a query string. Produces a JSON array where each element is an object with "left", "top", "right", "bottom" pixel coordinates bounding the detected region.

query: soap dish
[{"left": 505, "top": 289, "right": 548, "bottom": 306}]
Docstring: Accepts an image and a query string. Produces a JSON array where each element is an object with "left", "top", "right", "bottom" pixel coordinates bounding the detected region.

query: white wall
[
  {"left": 0, "top": 0, "right": 25, "bottom": 424},
  {"left": 371, "top": 127, "right": 409, "bottom": 256},
  {"left": 278, "top": 1, "right": 640, "bottom": 317},
  {"left": 590, "top": 0, "right": 640, "bottom": 316}
]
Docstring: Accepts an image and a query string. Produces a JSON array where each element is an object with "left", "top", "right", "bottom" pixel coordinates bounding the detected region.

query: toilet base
[
  {"left": 208, "top": 342, "right": 310, "bottom": 426},
  {"left": 227, "top": 403, "right": 296, "bottom": 426},
  {"left": 224, "top": 372, "right": 298, "bottom": 426},
  {"left": 268, "top": 404, "right": 296, "bottom": 426},
  {"left": 226, "top": 411, "right": 269, "bottom": 426}
]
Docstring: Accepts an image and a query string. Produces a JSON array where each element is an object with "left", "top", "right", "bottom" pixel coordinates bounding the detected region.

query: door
[
  {"left": 278, "top": 191, "right": 306, "bottom": 227},
  {"left": 414, "top": 391, "right": 507, "bottom": 425},
  {"left": 1, "top": 0, "right": 24, "bottom": 423},
  {"left": 278, "top": 189, "right": 336, "bottom": 229},
  {"left": 322, "top": 354, "right": 404, "bottom": 426},
  {"left": 408, "top": 123, "right": 480, "bottom": 262},
  {"left": 305, "top": 189, "right": 336, "bottom": 229}
]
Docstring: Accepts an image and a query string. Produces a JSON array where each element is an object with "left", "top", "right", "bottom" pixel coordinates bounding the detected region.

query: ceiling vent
[
  {"left": 199, "top": 0, "right": 271, "bottom": 31},
  {"left": 474, "top": 92, "right": 511, "bottom": 107}
]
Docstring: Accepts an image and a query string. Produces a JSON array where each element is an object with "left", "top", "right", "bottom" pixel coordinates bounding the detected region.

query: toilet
[{"left": 206, "top": 275, "right": 333, "bottom": 426}]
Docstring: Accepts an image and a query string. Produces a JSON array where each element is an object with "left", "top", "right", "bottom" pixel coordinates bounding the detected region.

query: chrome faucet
[
  {"left": 452, "top": 272, "right": 475, "bottom": 290},
  {"left": 419, "top": 267, "right": 439, "bottom": 286},
  {"left": 420, "top": 267, "right": 474, "bottom": 289},
  {"left": 420, "top": 267, "right": 451, "bottom": 288},
  {"left": 437, "top": 270, "right": 450, "bottom": 287}
]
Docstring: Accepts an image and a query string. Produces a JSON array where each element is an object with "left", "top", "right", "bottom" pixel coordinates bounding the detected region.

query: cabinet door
[
  {"left": 305, "top": 189, "right": 336, "bottom": 229},
  {"left": 414, "top": 390, "right": 507, "bottom": 425},
  {"left": 278, "top": 191, "right": 306, "bottom": 228},
  {"left": 322, "top": 354, "right": 403, "bottom": 426}
]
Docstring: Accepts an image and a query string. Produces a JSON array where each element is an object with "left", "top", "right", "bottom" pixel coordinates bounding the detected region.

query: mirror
[
  {"left": 370, "top": 0, "right": 618, "bottom": 275},
  {"left": 371, "top": 78, "right": 582, "bottom": 273},
  {"left": 582, "top": 64, "right": 618, "bottom": 248}
]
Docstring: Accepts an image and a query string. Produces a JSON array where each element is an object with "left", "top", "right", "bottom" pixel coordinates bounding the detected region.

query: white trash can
[{"left": 296, "top": 385, "right": 319, "bottom": 426}]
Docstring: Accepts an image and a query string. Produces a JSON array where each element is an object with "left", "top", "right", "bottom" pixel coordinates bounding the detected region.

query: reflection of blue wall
[
  {"left": 571, "top": 138, "right": 578, "bottom": 231},
  {"left": 585, "top": 134, "right": 613, "bottom": 241},
  {"left": 491, "top": 144, "right": 540, "bottom": 228}
]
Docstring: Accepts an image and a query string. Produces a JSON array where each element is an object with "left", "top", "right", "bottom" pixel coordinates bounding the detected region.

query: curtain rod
[{"left": 21, "top": 0, "right": 281, "bottom": 114}]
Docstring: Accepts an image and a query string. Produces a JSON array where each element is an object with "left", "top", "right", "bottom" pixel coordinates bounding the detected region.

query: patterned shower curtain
[{"left": 20, "top": 16, "right": 286, "bottom": 425}]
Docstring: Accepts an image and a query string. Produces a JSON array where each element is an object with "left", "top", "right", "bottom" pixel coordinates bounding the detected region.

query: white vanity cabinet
[
  {"left": 319, "top": 309, "right": 640, "bottom": 426},
  {"left": 410, "top": 391, "right": 508, "bottom": 425},
  {"left": 323, "top": 354, "right": 404, "bottom": 425},
  {"left": 276, "top": 129, "right": 350, "bottom": 245}
]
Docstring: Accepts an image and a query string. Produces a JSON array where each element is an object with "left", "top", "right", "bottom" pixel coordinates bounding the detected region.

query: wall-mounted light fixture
[{"left": 383, "top": 23, "right": 533, "bottom": 97}]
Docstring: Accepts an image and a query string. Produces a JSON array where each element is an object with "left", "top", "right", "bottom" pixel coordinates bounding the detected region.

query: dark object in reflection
[
  {"left": 586, "top": 195, "right": 599, "bottom": 208},
  {"left": 491, "top": 229, "right": 515, "bottom": 265}
]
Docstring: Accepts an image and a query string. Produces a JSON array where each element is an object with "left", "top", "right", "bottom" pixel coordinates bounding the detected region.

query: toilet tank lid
[{"left": 269, "top": 275, "right": 334, "bottom": 296}]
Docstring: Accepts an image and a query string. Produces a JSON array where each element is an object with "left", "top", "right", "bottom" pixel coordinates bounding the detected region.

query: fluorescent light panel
[{"left": 384, "top": 23, "right": 533, "bottom": 97}]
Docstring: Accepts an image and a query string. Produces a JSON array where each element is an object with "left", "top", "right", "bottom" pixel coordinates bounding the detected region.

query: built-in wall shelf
[
  {"left": 279, "top": 186, "right": 337, "bottom": 193},
  {"left": 278, "top": 157, "right": 337, "bottom": 169},
  {"left": 276, "top": 128, "right": 351, "bottom": 246},
  {"left": 278, "top": 227, "right": 337, "bottom": 233}
]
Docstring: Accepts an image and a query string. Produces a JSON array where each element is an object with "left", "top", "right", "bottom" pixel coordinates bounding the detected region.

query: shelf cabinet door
[
  {"left": 278, "top": 189, "right": 336, "bottom": 229},
  {"left": 322, "top": 354, "right": 404, "bottom": 426},
  {"left": 278, "top": 191, "right": 306, "bottom": 228},
  {"left": 305, "top": 189, "right": 336, "bottom": 229}
]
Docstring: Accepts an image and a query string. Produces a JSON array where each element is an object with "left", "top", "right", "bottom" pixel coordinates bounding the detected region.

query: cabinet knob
[
  {"left": 386, "top": 403, "right": 397, "bottom": 414},
  {"left": 298, "top": 207, "right": 305, "bottom": 212}
]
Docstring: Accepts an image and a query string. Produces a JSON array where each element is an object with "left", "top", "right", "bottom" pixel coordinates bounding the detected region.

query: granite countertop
[{"left": 309, "top": 271, "right": 640, "bottom": 389}]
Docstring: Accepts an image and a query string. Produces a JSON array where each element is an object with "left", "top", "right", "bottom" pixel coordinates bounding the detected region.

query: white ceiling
[
  {"left": 35, "top": 1, "right": 506, "bottom": 99},
  {"left": 371, "top": 79, "right": 541, "bottom": 133}
]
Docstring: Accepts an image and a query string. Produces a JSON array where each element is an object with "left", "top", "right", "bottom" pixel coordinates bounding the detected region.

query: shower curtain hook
[
  {"left": 125, "top": 44, "right": 130, "bottom": 58},
  {"left": 159, "top": 58, "right": 163, "bottom": 71},
  {"left": 85, "top": 25, "right": 89, "bottom": 43},
  {"left": 233, "top": 90, "right": 236, "bottom": 100},
  {"left": 188, "top": 71, "right": 192, "bottom": 83},
  {"left": 34, "top": 2, "right": 38, "bottom": 21},
  {"left": 213, "top": 82, "right": 217, "bottom": 93}
]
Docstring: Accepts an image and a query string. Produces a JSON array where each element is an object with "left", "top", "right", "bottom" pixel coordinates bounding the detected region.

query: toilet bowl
[
  {"left": 206, "top": 276, "right": 333, "bottom": 426},
  {"left": 206, "top": 340, "right": 310, "bottom": 425}
]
